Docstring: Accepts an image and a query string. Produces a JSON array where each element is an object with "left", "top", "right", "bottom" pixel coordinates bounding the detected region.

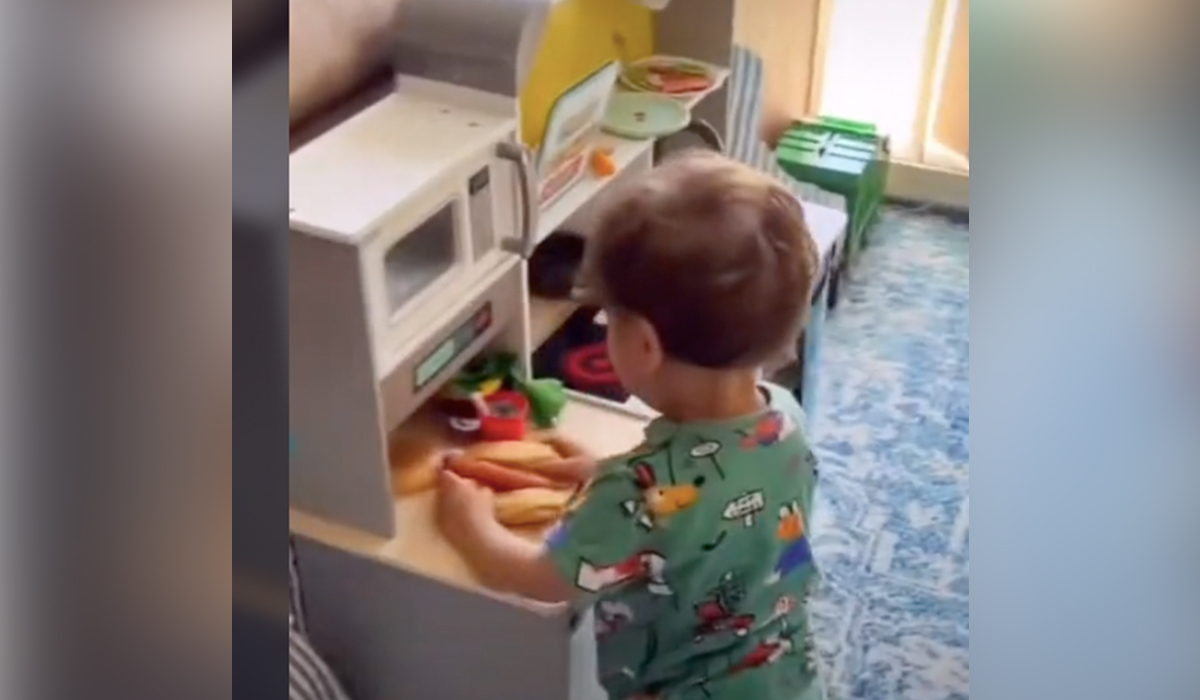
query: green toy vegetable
[
  {"left": 514, "top": 375, "right": 569, "bottom": 429},
  {"left": 448, "top": 353, "right": 569, "bottom": 429}
]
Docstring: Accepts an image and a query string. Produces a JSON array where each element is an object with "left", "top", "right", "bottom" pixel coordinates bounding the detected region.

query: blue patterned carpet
[{"left": 808, "top": 209, "right": 969, "bottom": 700}]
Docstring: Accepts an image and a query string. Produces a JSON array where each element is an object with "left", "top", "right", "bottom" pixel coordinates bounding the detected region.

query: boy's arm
[
  {"left": 437, "top": 470, "right": 576, "bottom": 603},
  {"left": 439, "top": 458, "right": 646, "bottom": 604},
  {"left": 534, "top": 434, "right": 601, "bottom": 483},
  {"left": 451, "top": 513, "right": 576, "bottom": 604}
]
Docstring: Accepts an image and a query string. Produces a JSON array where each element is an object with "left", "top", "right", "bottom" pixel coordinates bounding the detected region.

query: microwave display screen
[{"left": 414, "top": 302, "right": 494, "bottom": 390}]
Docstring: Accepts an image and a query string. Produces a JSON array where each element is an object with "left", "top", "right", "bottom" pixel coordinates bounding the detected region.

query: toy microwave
[{"left": 288, "top": 77, "right": 540, "bottom": 537}]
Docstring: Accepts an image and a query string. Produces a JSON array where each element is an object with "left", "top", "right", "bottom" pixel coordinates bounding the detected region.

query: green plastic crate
[{"left": 777, "top": 117, "right": 890, "bottom": 266}]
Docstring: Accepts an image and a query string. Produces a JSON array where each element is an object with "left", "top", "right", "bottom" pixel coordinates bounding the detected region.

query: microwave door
[{"left": 382, "top": 198, "right": 465, "bottom": 321}]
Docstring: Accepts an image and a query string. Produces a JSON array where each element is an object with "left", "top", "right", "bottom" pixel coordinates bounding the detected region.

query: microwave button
[
  {"left": 468, "top": 167, "right": 490, "bottom": 195},
  {"left": 469, "top": 166, "right": 496, "bottom": 261}
]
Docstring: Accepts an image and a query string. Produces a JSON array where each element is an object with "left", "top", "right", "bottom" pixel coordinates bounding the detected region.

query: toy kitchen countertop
[{"left": 290, "top": 392, "right": 649, "bottom": 611}]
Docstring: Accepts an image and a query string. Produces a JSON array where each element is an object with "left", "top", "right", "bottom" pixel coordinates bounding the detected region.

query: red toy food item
[
  {"left": 648, "top": 68, "right": 713, "bottom": 94},
  {"left": 445, "top": 456, "right": 558, "bottom": 492},
  {"left": 479, "top": 390, "right": 530, "bottom": 441}
]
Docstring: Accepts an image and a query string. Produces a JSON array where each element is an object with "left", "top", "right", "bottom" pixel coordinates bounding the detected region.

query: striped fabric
[
  {"left": 289, "top": 542, "right": 353, "bottom": 700},
  {"left": 290, "top": 627, "right": 352, "bottom": 700},
  {"left": 725, "top": 45, "right": 846, "bottom": 212},
  {"left": 289, "top": 542, "right": 306, "bottom": 633}
]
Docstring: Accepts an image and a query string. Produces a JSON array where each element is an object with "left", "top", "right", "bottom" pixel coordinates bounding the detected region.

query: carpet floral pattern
[{"left": 808, "top": 208, "right": 970, "bottom": 700}]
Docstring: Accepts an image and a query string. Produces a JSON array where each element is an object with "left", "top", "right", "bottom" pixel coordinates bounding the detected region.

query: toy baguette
[
  {"left": 393, "top": 456, "right": 440, "bottom": 495},
  {"left": 464, "top": 440, "right": 561, "bottom": 469},
  {"left": 494, "top": 488, "right": 573, "bottom": 527}
]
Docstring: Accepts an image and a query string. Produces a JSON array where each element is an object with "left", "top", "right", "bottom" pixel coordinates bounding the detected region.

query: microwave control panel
[{"left": 413, "top": 301, "right": 494, "bottom": 391}]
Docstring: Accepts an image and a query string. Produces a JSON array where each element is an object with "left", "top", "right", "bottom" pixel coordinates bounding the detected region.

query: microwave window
[{"left": 384, "top": 203, "right": 457, "bottom": 315}]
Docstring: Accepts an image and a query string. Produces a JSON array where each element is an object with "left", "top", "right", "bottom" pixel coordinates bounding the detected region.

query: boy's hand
[
  {"left": 536, "top": 434, "right": 599, "bottom": 484},
  {"left": 541, "top": 434, "right": 593, "bottom": 460},
  {"left": 436, "top": 469, "right": 496, "bottom": 548},
  {"left": 435, "top": 466, "right": 576, "bottom": 604}
]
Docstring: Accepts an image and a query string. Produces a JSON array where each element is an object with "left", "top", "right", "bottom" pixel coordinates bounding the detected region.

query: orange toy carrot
[
  {"left": 591, "top": 149, "right": 617, "bottom": 177},
  {"left": 445, "top": 456, "right": 559, "bottom": 492}
]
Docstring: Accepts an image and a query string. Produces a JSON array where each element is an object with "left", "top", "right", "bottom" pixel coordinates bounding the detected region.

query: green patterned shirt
[{"left": 547, "top": 384, "right": 822, "bottom": 700}]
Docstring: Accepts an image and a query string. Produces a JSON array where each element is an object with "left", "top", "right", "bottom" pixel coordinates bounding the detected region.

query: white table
[{"left": 789, "top": 201, "right": 847, "bottom": 423}]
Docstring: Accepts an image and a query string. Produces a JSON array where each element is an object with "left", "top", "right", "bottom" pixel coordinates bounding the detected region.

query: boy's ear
[
  {"left": 763, "top": 343, "right": 799, "bottom": 376},
  {"left": 633, "top": 315, "right": 664, "bottom": 370}
]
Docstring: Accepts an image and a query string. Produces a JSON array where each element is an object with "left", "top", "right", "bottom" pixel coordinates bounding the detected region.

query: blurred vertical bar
[{"left": 233, "top": 0, "right": 290, "bottom": 698}]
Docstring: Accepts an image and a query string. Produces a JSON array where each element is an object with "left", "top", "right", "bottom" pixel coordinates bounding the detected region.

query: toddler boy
[{"left": 438, "top": 151, "right": 823, "bottom": 700}]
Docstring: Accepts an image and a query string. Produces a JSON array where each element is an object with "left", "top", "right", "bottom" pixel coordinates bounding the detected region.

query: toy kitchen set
[
  {"left": 286, "top": 0, "right": 732, "bottom": 699},
  {"left": 287, "top": 0, "right": 842, "bottom": 697}
]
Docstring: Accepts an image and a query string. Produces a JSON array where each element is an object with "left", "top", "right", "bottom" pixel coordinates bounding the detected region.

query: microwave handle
[{"left": 496, "top": 141, "right": 538, "bottom": 258}]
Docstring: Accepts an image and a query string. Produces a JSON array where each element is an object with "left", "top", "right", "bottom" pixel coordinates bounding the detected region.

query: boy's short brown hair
[{"left": 581, "top": 151, "right": 819, "bottom": 369}]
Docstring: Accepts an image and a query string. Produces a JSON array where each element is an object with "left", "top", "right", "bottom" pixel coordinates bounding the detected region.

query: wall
[
  {"left": 288, "top": 0, "right": 403, "bottom": 125},
  {"left": 519, "top": 0, "right": 655, "bottom": 146},
  {"left": 734, "top": 0, "right": 823, "bottom": 146},
  {"left": 933, "top": 0, "right": 968, "bottom": 157}
]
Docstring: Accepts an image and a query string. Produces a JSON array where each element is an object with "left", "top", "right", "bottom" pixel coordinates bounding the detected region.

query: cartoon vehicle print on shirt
[
  {"left": 771, "top": 595, "right": 799, "bottom": 622},
  {"left": 765, "top": 501, "right": 812, "bottom": 584},
  {"left": 595, "top": 601, "right": 635, "bottom": 637},
  {"left": 576, "top": 551, "right": 672, "bottom": 595},
  {"left": 739, "top": 411, "right": 796, "bottom": 450},
  {"left": 693, "top": 573, "right": 756, "bottom": 643},
  {"left": 730, "top": 634, "right": 795, "bottom": 675},
  {"left": 687, "top": 625, "right": 798, "bottom": 695},
  {"left": 621, "top": 461, "right": 701, "bottom": 531}
]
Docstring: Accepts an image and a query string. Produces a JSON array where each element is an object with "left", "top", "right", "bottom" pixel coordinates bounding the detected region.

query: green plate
[{"left": 601, "top": 92, "right": 690, "bottom": 140}]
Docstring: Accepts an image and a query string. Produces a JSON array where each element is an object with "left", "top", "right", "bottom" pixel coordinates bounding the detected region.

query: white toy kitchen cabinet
[
  {"left": 287, "top": 1, "right": 646, "bottom": 698},
  {"left": 289, "top": 81, "right": 535, "bottom": 538}
]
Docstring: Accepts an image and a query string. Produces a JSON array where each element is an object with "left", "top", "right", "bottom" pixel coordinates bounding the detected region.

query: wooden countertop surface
[{"left": 291, "top": 394, "right": 650, "bottom": 612}]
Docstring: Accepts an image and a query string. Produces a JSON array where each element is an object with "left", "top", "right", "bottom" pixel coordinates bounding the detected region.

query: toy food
[
  {"left": 478, "top": 390, "right": 530, "bottom": 441},
  {"left": 515, "top": 376, "right": 569, "bottom": 428},
  {"left": 443, "top": 354, "right": 570, "bottom": 429},
  {"left": 445, "top": 456, "right": 559, "bottom": 492},
  {"left": 540, "top": 433, "right": 592, "bottom": 460},
  {"left": 464, "top": 440, "right": 561, "bottom": 469},
  {"left": 494, "top": 488, "right": 573, "bottom": 527},
  {"left": 393, "top": 456, "right": 440, "bottom": 495},
  {"left": 621, "top": 59, "right": 715, "bottom": 96},
  {"left": 390, "top": 428, "right": 445, "bottom": 495},
  {"left": 590, "top": 148, "right": 617, "bottom": 177}
]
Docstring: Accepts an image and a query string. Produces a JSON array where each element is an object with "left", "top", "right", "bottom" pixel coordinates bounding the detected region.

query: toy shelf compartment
[
  {"left": 535, "top": 77, "right": 727, "bottom": 244},
  {"left": 527, "top": 81, "right": 727, "bottom": 350}
]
